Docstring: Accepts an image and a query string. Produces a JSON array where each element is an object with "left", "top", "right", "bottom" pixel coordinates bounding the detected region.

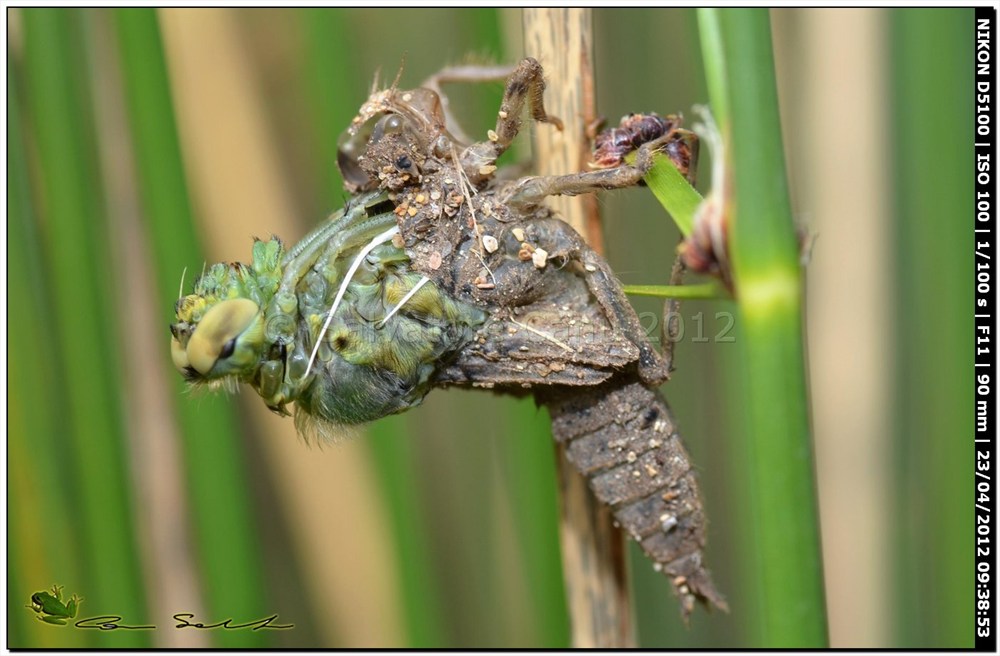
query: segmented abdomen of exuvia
[{"left": 540, "top": 376, "right": 728, "bottom": 617}]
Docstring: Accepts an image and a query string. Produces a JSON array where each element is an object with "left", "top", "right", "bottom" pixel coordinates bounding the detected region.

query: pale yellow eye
[
  {"left": 186, "top": 298, "right": 260, "bottom": 375},
  {"left": 171, "top": 336, "right": 190, "bottom": 373}
]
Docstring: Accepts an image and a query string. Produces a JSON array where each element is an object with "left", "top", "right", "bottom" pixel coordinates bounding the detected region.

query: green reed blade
[
  {"left": 890, "top": 9, "right": 973, "bottom": 647},
  {"left": 8, "top": 50, "right": 90, "bottom": 648},
  {"left": 20, "top": 8, "right": 148, "bottom": 647},
  {"left": 643, "top": 153, "right": 703, "bottom": 237},
  {"left": 497, "top": 399, "right": 571, "bottom": 648},
  {"left": 113, "top": 8, "right": 267, "bottom": 647}
]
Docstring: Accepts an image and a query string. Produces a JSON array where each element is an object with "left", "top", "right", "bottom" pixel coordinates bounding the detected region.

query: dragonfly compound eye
[{"left": 186, "top": 298, "right": 261, "bottom": 376}]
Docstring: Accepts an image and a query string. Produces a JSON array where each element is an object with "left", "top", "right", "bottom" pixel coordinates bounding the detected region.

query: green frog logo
[{"left": 26, "top": 585, "right": 81, "bottom": 625}]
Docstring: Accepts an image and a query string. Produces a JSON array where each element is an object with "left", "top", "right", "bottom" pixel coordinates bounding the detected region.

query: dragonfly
[{"left": 170, "top": 58, "right": 725, "bottom": 617}]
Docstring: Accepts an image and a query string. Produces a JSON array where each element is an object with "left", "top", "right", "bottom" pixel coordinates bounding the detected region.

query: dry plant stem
[{"left": 523, "top": 8, "right": 635, "bottom": 648}]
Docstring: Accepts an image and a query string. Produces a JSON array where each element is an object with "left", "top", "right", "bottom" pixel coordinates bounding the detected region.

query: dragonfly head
[{"left": 170, "top": 238, "right": 284, "bottom": 387}]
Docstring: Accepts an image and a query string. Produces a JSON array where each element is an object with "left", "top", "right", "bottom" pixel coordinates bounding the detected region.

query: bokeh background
[{"left": 7, "top": 8, "right": 974, "bottom": 648}]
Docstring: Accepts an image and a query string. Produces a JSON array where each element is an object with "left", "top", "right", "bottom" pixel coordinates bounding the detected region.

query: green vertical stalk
[
  {"left": 113, "top": 9, "right": 267, "bottom": 647},
  {"left": 8, "top": 52, "right": 90, "bottom": 648},
  {"left": 365, "top": 419, "right": 450, "bottom": 646},
  {"left": 498, "top": 400, "right": 571, "bottom": 648},
  {"left": 300, "top": 7, "right": 355, "bottom": 203},
  {"left": 20, "top": 9, "right": 147, "bottom": 647},
  {"left": 697, "top": 9, "right": 729, "bottom": 131},
  {"left": 697, "top": 9, "right": 827, "bottom": 646},
  {"left": 890, "top": 9, "right": 973, "bottom": 647}
]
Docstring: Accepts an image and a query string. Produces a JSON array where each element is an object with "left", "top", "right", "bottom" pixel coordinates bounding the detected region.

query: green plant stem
[
  {"left": 300, "top": 8, "right": 355, "bottom": 204},
  {"left": 8, "top": 51, "right": 89, "bottom": 648},
  {"left": 113, "top": 9, "right": 267, "bottom": 647},
  {"left": 21, "top": 10, "right": 148, "bottom": 647},
  {"left": 698, "top": 9, "right": 827, "bottom": 647},
  {"left": 623, "top": 283, "right": 725, "bottom": 300},
  {"left": 890, "top": 9, "right": 973, "bottom": 647},
  {"left": 696, "top": 10, "right": 729, "bottom": 131}
]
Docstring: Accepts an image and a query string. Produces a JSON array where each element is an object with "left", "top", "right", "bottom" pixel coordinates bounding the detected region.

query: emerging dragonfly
[{"left": 170, "top": 58, "right": 724, "bottom": 617}]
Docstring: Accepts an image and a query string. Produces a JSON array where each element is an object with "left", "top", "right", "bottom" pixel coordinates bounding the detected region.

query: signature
[
  {"left": 74, "top": 616, "right": 155, "bottom": 631},
  {"left": 70, "top": 613, "right": 293, "bottom": 631},
  {"left": 173, "top": 613, "right": 294, "bottom": 631}
]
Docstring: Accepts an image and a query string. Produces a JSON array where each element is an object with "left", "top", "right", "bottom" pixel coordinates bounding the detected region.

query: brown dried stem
[{"left": 522, "top": 8, "right": 636, "bottom": 648}]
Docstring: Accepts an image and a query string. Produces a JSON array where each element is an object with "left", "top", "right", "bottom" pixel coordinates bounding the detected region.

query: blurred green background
[{"left": 7, "top": 8, "right": 973, "bottom": 648}]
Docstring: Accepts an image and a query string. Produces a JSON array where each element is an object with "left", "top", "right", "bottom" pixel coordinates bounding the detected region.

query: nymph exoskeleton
[{"left": 171, "top": 58, "right": 726, "bottom": 616}]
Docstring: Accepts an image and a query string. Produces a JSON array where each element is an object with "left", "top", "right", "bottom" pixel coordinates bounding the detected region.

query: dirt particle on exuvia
[{"left": 532, "top": 248, "right": 549, "bottom": 269}]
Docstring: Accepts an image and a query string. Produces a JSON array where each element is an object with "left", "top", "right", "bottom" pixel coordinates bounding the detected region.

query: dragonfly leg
[
  {"left": 460, "top": 58, "right": 563, "bottom": 184},
  {"left": 421, "top": 63, "right": 517, "bottom": 89},
  {"left": 661, "top": 254, "right": 687, "bottom": 378},
  {"left": 504, "top": 129, "right": 698, "bottom": 209},
  {"left": 420, "top": 63, "right": 518, "bottom": 146}
]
